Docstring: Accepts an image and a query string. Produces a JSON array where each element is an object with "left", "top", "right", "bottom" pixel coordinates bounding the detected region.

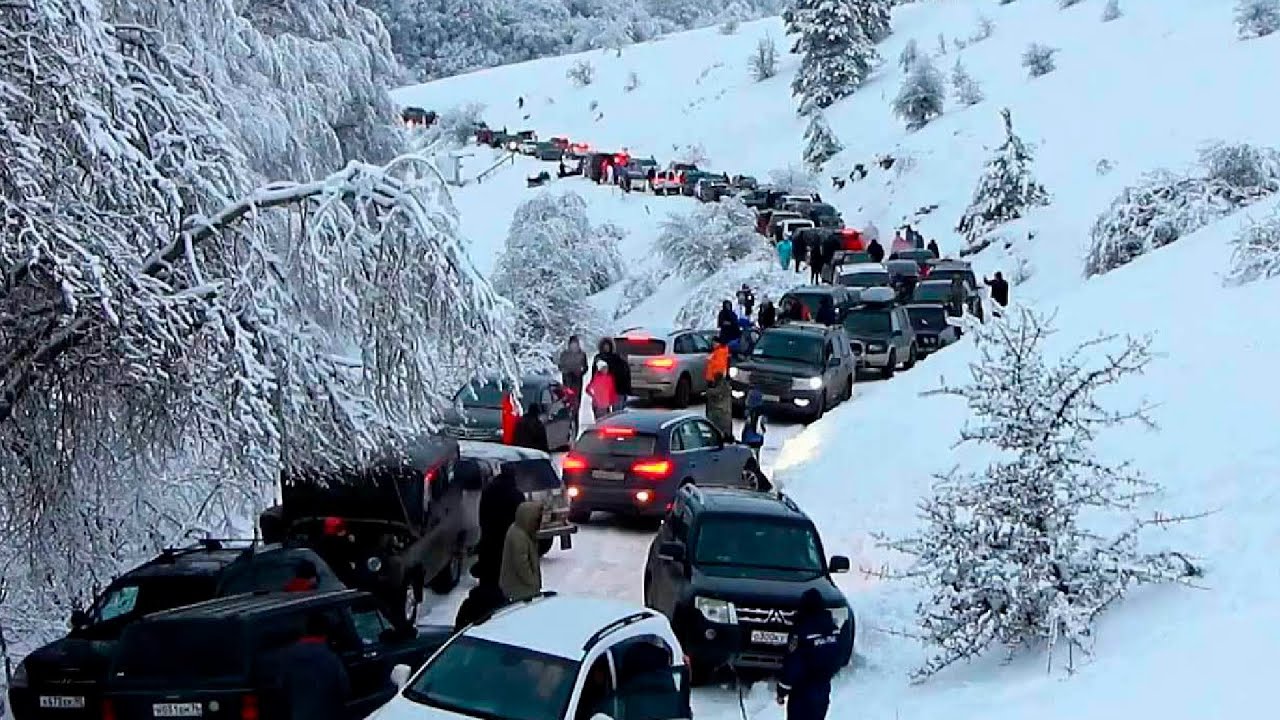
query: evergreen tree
[
  {"left": 859, "top": 0, "right": 894, "bottom": 42},
  {"left": 803, "top": 112, "right": 845, "bottom": 171},
  {"left": 951, "top": 58, "right": 985, "bottom": 106},
  {"left": 893, "top": 54, "right": 944, "bottom": 129},
  {"left": 956, "top": 108, "right": 1050, "bottom": 247},
  {"left": 898, "top": 38, "right": 919, "bottom": 72},
  {"left": 787, "top": 0, "right": 879, "bottom": 112},
  {"left": 749, "top": 35, "right": 779, "bottom": 81}
]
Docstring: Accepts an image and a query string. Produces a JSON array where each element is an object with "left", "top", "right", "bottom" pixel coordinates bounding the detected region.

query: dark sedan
[
  {"left": 905, "top": 303, "right": 961, "bottom": 357},
  {"left": 439, "top": 374, "right": 575, "bottom": 450}
]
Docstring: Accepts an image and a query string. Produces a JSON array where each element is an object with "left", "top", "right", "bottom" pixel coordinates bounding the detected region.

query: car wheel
[
  {"left": 400, "top": 577, "right": 422, "bottom": 626},
  {"left": 568, "top": 508, "right": 591, "bottom": 524},
  {"left": 428, "top": 550, "right": 463, "bottom": 595},
  {"left": 806, "top": 394, "right": 825, "bottom": 424},
  {"left": 538, "top": 539, "right": 554, "bottom": 556},
  {"left": 741, "top": 463, "right": 768, "bottom": 491},
  {"left": 883, "top": 352, "right": 896, "bottom": 378},
  {"left": 903, "top": 345, "right": 917, "bottom": 370},
  {"left": 672, "top": 375, "right": 692, "bottom": 408}
]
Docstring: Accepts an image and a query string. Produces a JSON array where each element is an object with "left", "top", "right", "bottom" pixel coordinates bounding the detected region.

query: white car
[{"left": 373, "top": 593, "right": 693, "bottom": 720}]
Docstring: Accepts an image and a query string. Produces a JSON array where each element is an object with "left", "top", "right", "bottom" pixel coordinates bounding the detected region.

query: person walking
[
  {"left": 499, "top": 501, "right": 544, "bottom": 602},
  {"left": 736, "top": 284, "right": 756, "bottom": 318},
  {"left": 704, "top": 341, "right": 733, "bottom": 439},
  {"left": 511, "top": 403, "right": 550, "bottom": 452},
  {"left": 257, "top": 614, "right": 351, "bottom": 720},
  {"left": 985, "top": 271, "right": 1009, "bottom": 307},
  {"left": 758, "top": 300, "right": 777, "bottom": 329},
  {"left": 777, "top": 235, "right": 793, "bottom": 270},
  {"left": 558, "top": 335, "right": 587, "bottom": 416},
  {"left": 866, "top": 236, "right": 885, "bottom": 263},
  {"left": 776, "top": 589, "right": 843, "bottom": 720},
  {"left": 927, "top": 238, "right": 940, "bottom": 258},
  {"left": 809, "top": 251, "right": 823, "bottom": 285},
  {"left": 517, "top": 95, "right": 524, "bottom": 109},
  {"left": 792, "top": 230, "right": 808, "bottom": 273},
  {"left": 475, "top": 467, "right": 525, "bottom": 585},
  {"left": 586, "top": 360, "right": 621, "bottom": 418},
  {"left": 717, "top": 300, "right": 742, "bottom": 344},
  {"left": 593, "top": 338, "right": 631, "bottom": 403},
  {"left": 819, "top": 232, "right": 840, "bottom": 284}
]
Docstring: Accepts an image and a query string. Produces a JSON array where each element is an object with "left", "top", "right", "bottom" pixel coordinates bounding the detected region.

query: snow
[{"left": 389, "top": 1, "right": 1280, "bottom": 718}]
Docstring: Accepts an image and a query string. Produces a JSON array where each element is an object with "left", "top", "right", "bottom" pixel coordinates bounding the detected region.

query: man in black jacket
[
  {"left": 815, "top": 297, "right": 837, "bottom": 325},
  {"left": 866, "top": 237, "right": 885, "bottom": 263},
  {"left": 474, "top": 469, "right": 525, "bottom": 585},
  {"left": 985, "top": 271, "right": 1009, "bottom": 307},
  {"left": 819, "top": 232, "right": 841, "bottom": 283},
  {"left": 717, "top": 300, "right": 742, "bottom": 344},
  {"left": 260, "top": 614, "right": 351, "bottom": 720},
  {"left": 776, "top": 590, "right": 842, "bottom": 720},
  {"left": 511, "top": 403, "right": 550, "bottom": 452},
  {"left": 927, "top": 238, "right": 940, "bottom": 258},
  {"left": 593, "top": 338, "right": 632, "bottom": 398}
]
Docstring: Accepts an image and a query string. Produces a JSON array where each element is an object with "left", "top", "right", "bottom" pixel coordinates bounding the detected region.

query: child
[{"left": 586, "top": 360, "right": 619, "bottom": 418}]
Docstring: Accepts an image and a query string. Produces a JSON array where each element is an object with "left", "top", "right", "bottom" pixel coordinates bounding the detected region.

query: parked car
[
  {"left": 643, "top": 485, "right": 854, "bottom": 681},
  {"left": 923, "top": 260, "right": 984, "bottom": 319},
  {"left": 652, "top": 169, "right": 682, "bottom": 195},
  {"left": 778, "top": 286, "right": 859, "bottom": 324},
  {"left": 770, "top": 192, "right": 820, "bottom": 210},
  {"left": 102, "top": 590, "right": 452, "bottom": 720},
  {"left": 695, "top": 328, "right": 760, "bottom": 358},
  {"left": 613, "top": 328, "right": 713, "bottom": 408},
  {"left": 549, "top": 136, "right": 571, "bottom": 150},
  {"left": 835, "top": 262, "right": 893, "bottom": 298},
  {"left": 739, "top": 187, "right": 773, "bottom": 210},
  {"left": 731, "top": 175, "right": 759, "bottom": 191},
  {"left": 694, "top": 178, "right": 731, "bottom": 202},
  {"left": 842, "top": 287, "right": 918, "bottom": 378},
  {"left": 518, "top": 139, "right": 539, "bottom": 155},
  {"left": 889, "top": 248, "right": 935, "bottom": 273},
  {"left": 884, "top": 259, "right": 922, "bottom": 301},
  {"left": 258, "top": 435, "right": 469, "bottom": 625},
  {"left": 728, "top": 323, "right": 856, "bottom": 422},
  {"left": 775, "top": 217, "right": 815, "bottom": 244},
  {"left": 911, "top": 278, "right": 966, "bottom": 317},
  {"left": 400, "top": 107, "right": 437, "bottom": 127},
  {"left": 905, "top": 303, "right": 961, "bottom": 357},
  {"left": 456, "top": 441, "right": 577, "bottom": 555},
  {"left": 439, "top": 374, "right": 575, "bottom": 450},
  {"left": 562, "top": 411, "right": 765, "bottom": 522},
  {"left": 618, "top": 156, "right": 659, "bottom": 190},
  {"left": 378, "top": 593, "right": 693, "bottom": 720},
  {"left": 534, "top": 141, "right": 563, "bottom": 161},
  {"left": 679, "top": 170, "right": 714, "bottom": 197},
  {"left": 6, "top": 542, "right": 345, "bottom": 720},
  {"left": 763, "top": 211, "right": 804, "bottom": 239}
]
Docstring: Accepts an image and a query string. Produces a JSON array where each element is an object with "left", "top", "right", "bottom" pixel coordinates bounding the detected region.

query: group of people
[
  {"left": 455, "top": 471, "right": 548, "bottom": 628},
  {"left": 558, "top": 334, "right": 632, "bottom": 420}
]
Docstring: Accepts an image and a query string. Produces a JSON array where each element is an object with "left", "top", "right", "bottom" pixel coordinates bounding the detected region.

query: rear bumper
[
  {"left": 631, "top": 378, "right": 678, "bottom": 396},
  {"left": 565, "top": 478, "right": 673, "bottom": 517},
  {"left": 853, "top": 347, "right": 892, "bottom": 369}
]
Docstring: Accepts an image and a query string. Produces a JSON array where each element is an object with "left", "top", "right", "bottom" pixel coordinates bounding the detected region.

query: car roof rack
[
  {"left": 158, "top": 538, "right": 256, "bottom": 557},
  {"left": 583, "top": 610, "right": 656, "bottom": 653}
]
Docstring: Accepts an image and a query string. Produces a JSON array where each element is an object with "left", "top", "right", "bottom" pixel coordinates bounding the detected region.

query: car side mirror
[
  {"left": 828, "top": 555, "right": 851, "bottom": 573},
  {"left": 657, "top": 541, "right": 686, "bottom": 563},
  {"left": 70, "top": 609, "right": 89, "bottom": 628},
  {"left": 390, "top": 663, "right": 413, "bottom": 689},
  {"left": 827, "top": 356, "right": 841, "bottom": 368}
]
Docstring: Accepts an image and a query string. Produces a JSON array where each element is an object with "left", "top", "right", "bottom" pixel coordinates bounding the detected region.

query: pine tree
[
  {"left": 803, "top": 112, "right": 844, "bottom": 171},
  {"left": 749, "top": 35, "right": 779, "bottom": 81},
  {"left": 787, "top": 0, "right": 879, "bottom": 112},
  {"left": 860, "top": 0, "right": 894, "bottom": 42},
  {"left": 956, "top": 108, "right": 1050, "bottom": 248},
  {"left": 898, "top": 38, "right": 919, "bottom": 72},
  {"left": 893, "top": 54, "right": 944, "bottom": 129},
  {"left": 951, "top": 58, "right": 985, "bottom": 106}
]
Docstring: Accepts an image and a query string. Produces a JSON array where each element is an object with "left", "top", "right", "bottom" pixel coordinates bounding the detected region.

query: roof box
[{"left": 859, "top": 286, "right": 897, "bottom": 304}]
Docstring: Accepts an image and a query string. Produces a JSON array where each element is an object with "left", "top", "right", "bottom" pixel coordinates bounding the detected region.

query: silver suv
[
  {"left": 614, "top": 327, "right": 713, "bottom": 407},
  {"left": 841, "top": 289, "right": 919, "bottom": 378}
]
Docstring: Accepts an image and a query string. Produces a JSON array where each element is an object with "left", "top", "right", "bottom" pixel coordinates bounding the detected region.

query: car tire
[
  {"left": 538, "top": 539, "right": 554, "bottom": 556},
  {"left": 428, "top": 550, "right": 463, "bottom": 595},
  {"left": 903, "top": 345, "right": 917, "bottom": 370},
  {"left": 806, "top": 394, "right": 825, "bottom": 424},
  {"left": 842, "top": 376, "right": 854, "bottom": 402},
  {"left": 672, "top": 375, "right": 692, "bottom": 408},
  {"left": 400, "top": 576, "right": 422, "bottom": 626},
  {"left": 741, "top": 463, "right": 768, "bottom": 491},
  {"left": 883, "top": 352, "right": 896, "bottom": 378},
  {"left": 568, "top": 508, "right": 591, "bottom": 524}
]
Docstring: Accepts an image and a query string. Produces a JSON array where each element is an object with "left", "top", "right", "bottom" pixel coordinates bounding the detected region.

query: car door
[
  {"left": 334, "top": 599, "right": 409, "bottom": 716},
  {"left": 681, "top": 333, "right": 713, "bottom": 393},
  {"left": 598, "top": 635, "right": 688, "bottom": 720},
  {"left": 889, "top": 307, "right": 908, "bottom": 356},
  {"left": 647, "top": 502, "right": 693, "bottom": 615},
  {"left": 690, "top": 419, "right": 737, "bottom": 486},
  {"left": 541, "top": 384, "right": 571, "bottom": 449},
  {"left": 896, "top": 307, "right": 916, "bottom": 352},
  {"left": 417, "top": 461, "right": 456, "bottom": 581},
  {"left": 667, "top": 421, "right": 704, "bottom": 483}
]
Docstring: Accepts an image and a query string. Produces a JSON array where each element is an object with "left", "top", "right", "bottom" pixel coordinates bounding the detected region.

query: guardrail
[{"left": 475, "top": 151, "right": 517, "bottom": 184}]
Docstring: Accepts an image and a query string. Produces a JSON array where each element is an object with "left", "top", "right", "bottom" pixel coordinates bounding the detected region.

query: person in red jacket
[
  {"left": 586, "top": 361, "right": 620, "bottom": 418},
  {"left": 501, "top": 391, "right": 519, "bottom": 445}
]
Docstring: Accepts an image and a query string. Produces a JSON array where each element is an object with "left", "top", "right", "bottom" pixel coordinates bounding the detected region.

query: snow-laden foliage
[
  {"left": 956, "top": 109, "right": 1050, "bottom": 250},
  {"left": 803, "top": 113, "right": 845, "bottom": 172},
  {"left": 861, "top": 0, "right": 894, "bottom": 42},
  {"left": 656, "top": 199, "right": 769, "bottom": 280},
  {"left": 893, "top": 55, "right": 946, "bottom": 129},
  {"left": 952, "top": 59, "right": 985, "bottom": 107},
  {"left": 491, "top": 192, "right": 621, "bottom": 366},
  {"left": 1058, "top": 0, "right": 1084, "bottom": 7},
  {"left": 1022, "top": 43, "right": 1059, "bottom": 77},
  {"left": 971, "top": 13, "right": 995, "bottom": 42},
  {"left": 1102, "top": 0, "right": 1122, "bottom": 21},
  {"left": 1086, "top": 143, "right": 1280, "bottom": 276},
  {"left": 786, "top": 0, "right": 879, "bottom": 112},
  {"left": 884, "top": 308, "right": 1197, "bottom": 680},
  {"left": 408, "top": 102, "right": 487, "bottom": 151},
  {"left": 769, "top": 164, "right": 821, "bottom": 193},
  {"left": 568, "top": 59, "right": 597, "bottom": 87},
  {"left": 899, "top": 38, "right": 920, "bottom": 72},
  {"left": 750, "top": 35, "right": 780, "bottom": 81},
  {"left": 615, "top": 266, "right": 674, "bottom": 319},
  {"left": 1236, "top": 0, "right": 1280, "bottom": 38},
  {"left": 674, "top": 261, "right": 798, "bottom": 329},
  {"left": 1227, "top": 206, "right": 1280, "bottom": 285}
]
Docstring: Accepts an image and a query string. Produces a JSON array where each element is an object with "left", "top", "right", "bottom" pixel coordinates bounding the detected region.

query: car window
[
  {"left": 891, "top": 311, "right": 901, "bottom": 332},
  {"left": 92, "top": 576, "right": 219, "bottom": 625},
  {"left": 575, "top": 655, "right": 616, "bottom": 720},
  {"left": 692, "top": 421, "right": 721, "bottom": 447},
  {"left": 843, "top": 310, "right": 892, "bottom": 335},
  {"left": 96, "top": 585, "right": 139, "bottom": 622},
  {"left": 576, "top": 430, "right": 658, "bottom": 457},
  {"left": 692, "top": 517, "right": 824, "bottom": 574},
  {"left": 752, "top": 332, "right": 823, "bottom": 366},
  {"left": 673, "top": 335, "right": 693, "bottom": 354},
  {"left": 672, "top": 422, "right": 703, "bottom": 451},
  {"left": 405, "top": 636, "right": 579, "bottom": 720},
  {"left": 349, "top": 604, "right": 393, "bottom": 646},
  {"left": 689, "top": 333, "right": 713, "bottom": 353}
]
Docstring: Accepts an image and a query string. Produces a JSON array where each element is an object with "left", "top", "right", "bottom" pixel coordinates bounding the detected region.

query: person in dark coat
[
  {"left": 792, "top": 230, "right": 808, "bottom": 273},
  {"left": 758, "top": 301, "right": 777, "bottom": 329},
  {"left": 736, "top": 284, "right": 756, "bottom": 317},
  {"left": 776, "top": 589, "right": 842, "bottom": 720},
  {"left": 927, "top": 238, "right": 940, "bottom": 258},
  {"left": 593, "top": 338, "right": 632, "bottom": 398},
  {"left": 511, "top": 403, "right": 550, "bottom": 452},
  {"left": 717, "top": 301, "right": 742, "bottom": 344},
  {"left": 454, "top": 582, "right": 510, "bottom": 630},
  {"left": 814, "top": 296, "right": 837, "bottom": 325},
  {"left": 985, "top": 271, "right": 1009, "bottom": 306},
  {"left": 473, "top": 468, "right": 526, "bottom": 585},
  {"left": 866, "top": 237, "right": 885, "bottom": 263},
  {"left": 259, "top": 614, "right": 351, "bottom": 720},
  {"left": 819, "top": 233, "right": 841, "bottom": 282},
  {"left": 779, "top": 297, "right": 808, "bottom": 322}
]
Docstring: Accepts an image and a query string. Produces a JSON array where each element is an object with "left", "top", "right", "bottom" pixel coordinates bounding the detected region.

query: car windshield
[
  {"left": 913, "top": 283, "right": 953, "bottom": 302},
  {"left": 843, "top": 310, "right": 892, "bottom": 335},
  {"left": 114, "top": 621, "right": 246, "bottom": 680},
  {"left": 575, "top": 430, "right": 658, "bottom": 457},
  {"left": 907, "top": 306, "right": 948, "bottom": 330},
  {"left": 694, "top": 517, "right": 824, "bottom": 574},
  {"left": 404, "top": 636, "right": 578, "bottom": 720},
  {"left": 839, "top": 272, "right": 891, "bottom": 288},
  {"left": 752, "top": 332, "right": 823, "bottom": 366},
  {"left": 930, "top": 269, "right": 973, "bottom": 286},
  {"left": 505, "top": 459, "right": 561, "bottom": 492},
  {"left": 455, "top": 380, "right": 537, "bottom": 408},
  {"left": 615, "top": 337, "right": 667, "bottom": 356},
  {"left": 87, "top": 576, "right": 218, "bottom": 627}
]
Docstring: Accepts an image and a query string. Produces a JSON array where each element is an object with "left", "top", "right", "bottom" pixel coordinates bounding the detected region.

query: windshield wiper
[{"left": 404, "top": 690, "right": 507, "bottom": 720}]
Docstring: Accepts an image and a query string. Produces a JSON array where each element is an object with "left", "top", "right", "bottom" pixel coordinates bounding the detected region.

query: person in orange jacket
[
  {"left": 501, "top": 391, "right": 519, "bottom": 445},
  {"left": 704, "top": 342, "right": 733, "bottom": 437}
]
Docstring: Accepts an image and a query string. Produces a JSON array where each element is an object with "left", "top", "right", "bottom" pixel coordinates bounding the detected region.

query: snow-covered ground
[{"left": 397, "top": 2, "right": 1279, "bottom": 718}]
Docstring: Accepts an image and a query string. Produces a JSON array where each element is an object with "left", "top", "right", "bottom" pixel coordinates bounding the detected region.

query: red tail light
[
  {"left": 644, "top": 358, "right": 676, "bottom": 370},
  {"left": 241, "top": 693, "right": 259, "bottom": 720},
  {"left": 631, "top": 459, "right": 673, "bottom": 479},
  {"left": 101, "top": 699, "right": 116, "bottom": 720},
  {"left": 322, "top": 517, "right": 346, "bottom": 536},
  {"left": 600, "top": 426, "right": 636, "bottom": 437},
  {"left": 563, "top": 454, "right": 588, "bottom": 471}
]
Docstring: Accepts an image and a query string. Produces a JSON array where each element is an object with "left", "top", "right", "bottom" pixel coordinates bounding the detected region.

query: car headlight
[
  {"left": 694, "top": 597, "right": 738, "bottom": 625},
  {"left": 830, "top": 605, "right": 850, "bottom": 627},
  {"left": 366, "top": 556, "right": 383, "bottom": 573},
  {"left": 791, "top": 376, "right": 823, "bottom": 390},
  {"left": 10, "top": 660, "right": 28, "bottom": 688},
  {"left": 728, "top": 367, "right": 748, "bottom": 381}
]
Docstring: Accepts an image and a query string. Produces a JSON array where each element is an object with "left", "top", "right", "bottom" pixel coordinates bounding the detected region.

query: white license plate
[
  {"left": 750, "top": 630, "right": 790, "bottom": 645},
  {"left": 39, "top": 697, "right": 85, "bottom": 709},
  {"left": 592, "top": 470, "right": 625, "bottom": 480},
  {"left": 761, "top": 394, "right": 780, "bottom": 402},
  {"left": 153, "top": 703, "right": 202, "bottom": 717}
]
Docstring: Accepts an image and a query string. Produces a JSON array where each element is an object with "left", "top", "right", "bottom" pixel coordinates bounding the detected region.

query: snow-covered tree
[
  {"left": 970, "top": 13, "right": 995, "bottom": 42},
  {"left": 624, "top": 71, "right": 641, "bottom": 91},
  {"left": 803, "top": 113, "right": 845, "bottom": 171},
  {"left": 567, "top": 59, "right": 597, "bottom": 86},
  {"left": 893, "top": 55, "right": 945, "bottom": 129},
  {"left": 956, "top": 109, "right": 1050, "bottom": 248},
  {"left": 786, "top": 0, "right": 879, "bottom": 112},
  {"left": 1236, "top": 0, "right": 1280, "bottom": 38},
  {"left": 951, "top": 58, "right": 985, "bottom": 107},
  {"left": 1227, "top": 207, "right": 1280, "bottom": 285},
  {"left": 656, "top": 198, "right": 769, "bottom": 279},
  {"left": 884, "top": 308, "right": 1198, "bottom": 680},
  {"left": 1101, "top": 0, "right": 1122, "bottom": 21},
  {"left": 899, "top": 38, "right": 920, "bottom": 72},
  {"left": 1022, "top": 43, "right": 1058, "bottom": 77},
  {"left": 769, "top": 164, "right": 821, "bottom": 192},
  {"left": 676, "top": 143, "right": 711, "bottom": 166},
  {"left": 750, "top": 36, "right": 780, "bottom": 81},
  {"left": 615, "top": 266, "right": 674, "bottom": 318},
  {"left": 860, "top": 0, "right": 894, "bottom": 42}
]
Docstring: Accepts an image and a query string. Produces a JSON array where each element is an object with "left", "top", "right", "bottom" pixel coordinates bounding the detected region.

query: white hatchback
[{"left": 370, "top": 593, "right": 692, "bottom": 720}]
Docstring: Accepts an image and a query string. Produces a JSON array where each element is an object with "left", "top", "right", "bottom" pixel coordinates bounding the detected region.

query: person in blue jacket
[
  {"left": 777, "top": 236, "right": 793, "bottom": 270},
  {"left": 777, "top": 589, "right": 843, "bottom": 720}
]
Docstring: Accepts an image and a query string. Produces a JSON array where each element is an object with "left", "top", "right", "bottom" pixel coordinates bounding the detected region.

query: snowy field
[{"left": 394, "top": 1, "right": 1280, "bottom": 718}]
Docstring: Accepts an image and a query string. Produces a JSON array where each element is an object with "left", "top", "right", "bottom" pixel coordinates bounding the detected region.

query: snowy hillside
[{"left": 393, "top": 1, "right": 1280, "bottom": 717}]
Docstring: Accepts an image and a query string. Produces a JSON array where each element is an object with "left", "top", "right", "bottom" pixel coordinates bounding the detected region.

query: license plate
[
  {"left": 153, "top": 704, "right": 202, "bottom": 717},
  {"left": 39, "top": 697, "right": 85, "bottom": 709},
  {"left": 750, "top": 630, "right": 789, "bottom": 645},
  {"left": 761, "top": 394, "right": 780, "bottom": 402},
  {"left": 592, "top": 470, "right": 624, "bottom": 480}
]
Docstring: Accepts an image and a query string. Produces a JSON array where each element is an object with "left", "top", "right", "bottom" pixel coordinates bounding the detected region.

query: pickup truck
[
  {"left": 618, "top": 157, "right": 658, "bottom": 190},
  {"left": 652, "top": 169, "right": 682, "bottom": 195}
]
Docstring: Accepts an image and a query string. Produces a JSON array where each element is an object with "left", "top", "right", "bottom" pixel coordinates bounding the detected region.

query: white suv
[{"left": 373, "top": 593, "right": 692, "bottom": 720}]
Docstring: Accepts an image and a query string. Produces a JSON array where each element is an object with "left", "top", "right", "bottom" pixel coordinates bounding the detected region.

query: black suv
[
  {"left": 7, "top": 542, "right": 342, "bottom": 720},
  {"left": 101, "top": 590, "right": 452, "bottom": 720},
  {"left": 728, "top": 323, "right": 856, "bottom": 422},
  {"left": 642, "top": 486, "right": 854, "bottom": 681}
]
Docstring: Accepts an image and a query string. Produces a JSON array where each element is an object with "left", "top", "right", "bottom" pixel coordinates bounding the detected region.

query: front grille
[
  {"left": 751, "top": 373, "right": 792, "bottom": 394},
  {"left": 737, "top": 606, "right": 796, "bottom": 627}
]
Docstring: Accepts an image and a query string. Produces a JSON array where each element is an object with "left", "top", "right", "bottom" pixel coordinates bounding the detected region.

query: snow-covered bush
[
  {"left": 568, "top": 59, "right": 596, "bottom": 86},
  {"left": 750, "top": 36, "right": 779, "bottom": 81},
  {"left": 615, "top": 266, "right": 674, "bottom": 319},
  {"left": 1102, "top": 0, "right": 1122, "bottom": 21},
  {"left": 885, "top": 308, "right": 1198, "bottom": 679},
  {"left": 656, "top": 198, "right": 769, "bottom": 280},
  {"left": 1236, "top": 0, "right": 1280, "bottom": 38},
  {"left": 410, "top": 102, "right": 487, "bottom": 150},
  {"left": 1199, "top": 141, "right": 1280, "bottom": 191},
  {"left": 674, "top": 261, "right": 798, "bottom": 329},
  {"left": 1022, "top": 43, "right": 1058, "bottom": 77},
  {"left": 951, "top": 59, "right": 985, "bottom": 107},
  {"left": 893, "top": 55, "right": 945, "bottom": 129},
  {"left": 720, "top": 18, "right": 740, "bottom": 34},
  {"left": 803, "top": 112, "right": 844, "bottom": 172},
  {"left": 1227, "top": 206, "right": 1280, "bottom": 285},
  {"left": 898, "top": 38, "right": 920, "bottom": 72},
  {"left": 971, "top": 13, "right": 995, "bottom": 42},
  {"left": 956, "top": 109, "right": 1050, "bottom": 251},
  {"left": 624, "top": 71, "right": 640, "bottom": 92},
  {"left": 769, "top": 164, "right": 820, "bottom": 193}
]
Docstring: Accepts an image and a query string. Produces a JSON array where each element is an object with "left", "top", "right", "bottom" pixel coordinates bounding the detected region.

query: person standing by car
[
  {"left": 985, "top": 271, "right": 1009, "bottom": 307},
  {"left": 559, "top": 335, "right": 587, "bottom": 417},
  {"left": 927, "top": 238, "right": 941, "bottom": 258},
  {"left": 501, "top": 390, "right": 518, "bottom": 445},
  {"left": 717, "top": 300, "right": 742, "bottom": 344},
  {"left": 587, "top": 360, "right": 621, "bottom": 418},
  {"left": 593, "top": 338, "right": 631, "bottom": 401},
  {"left": 867, "top": 236, "right": 885, "bottom": 263},
  {"left": 704, "top": 341, "right": 733, "bottom": 438},
  {"left": 258, "top": 614, "right": 351, "bottom": 720},
  {"left": 776, "top": 589, "right": 842, "bottom": 720},
  {"left": 758, "top": 300, "right": 777, "bottom": 329},
  {"left": 499, "top": 501, "right": 545, "bottom": 601},
  {"left": 474, "top": 468, "right": 525, "bottom": 585},
  {"left": 815, "top": 296, "right": 837, "bottom": 325},
  {"left": 283, "top": 560, "right": 319, "bottom": 592},
  {"left": 820, "top": 232, "right": 841, "bottom": 284},
  {"left": 737, "top": 284, "right": 756, "bottom": 318},
  {"left": 512, "top": 403, "right": 550, "bottom": 452},
  {"left": 792, "top": 230, "right": 808, "bottom": 273}
]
